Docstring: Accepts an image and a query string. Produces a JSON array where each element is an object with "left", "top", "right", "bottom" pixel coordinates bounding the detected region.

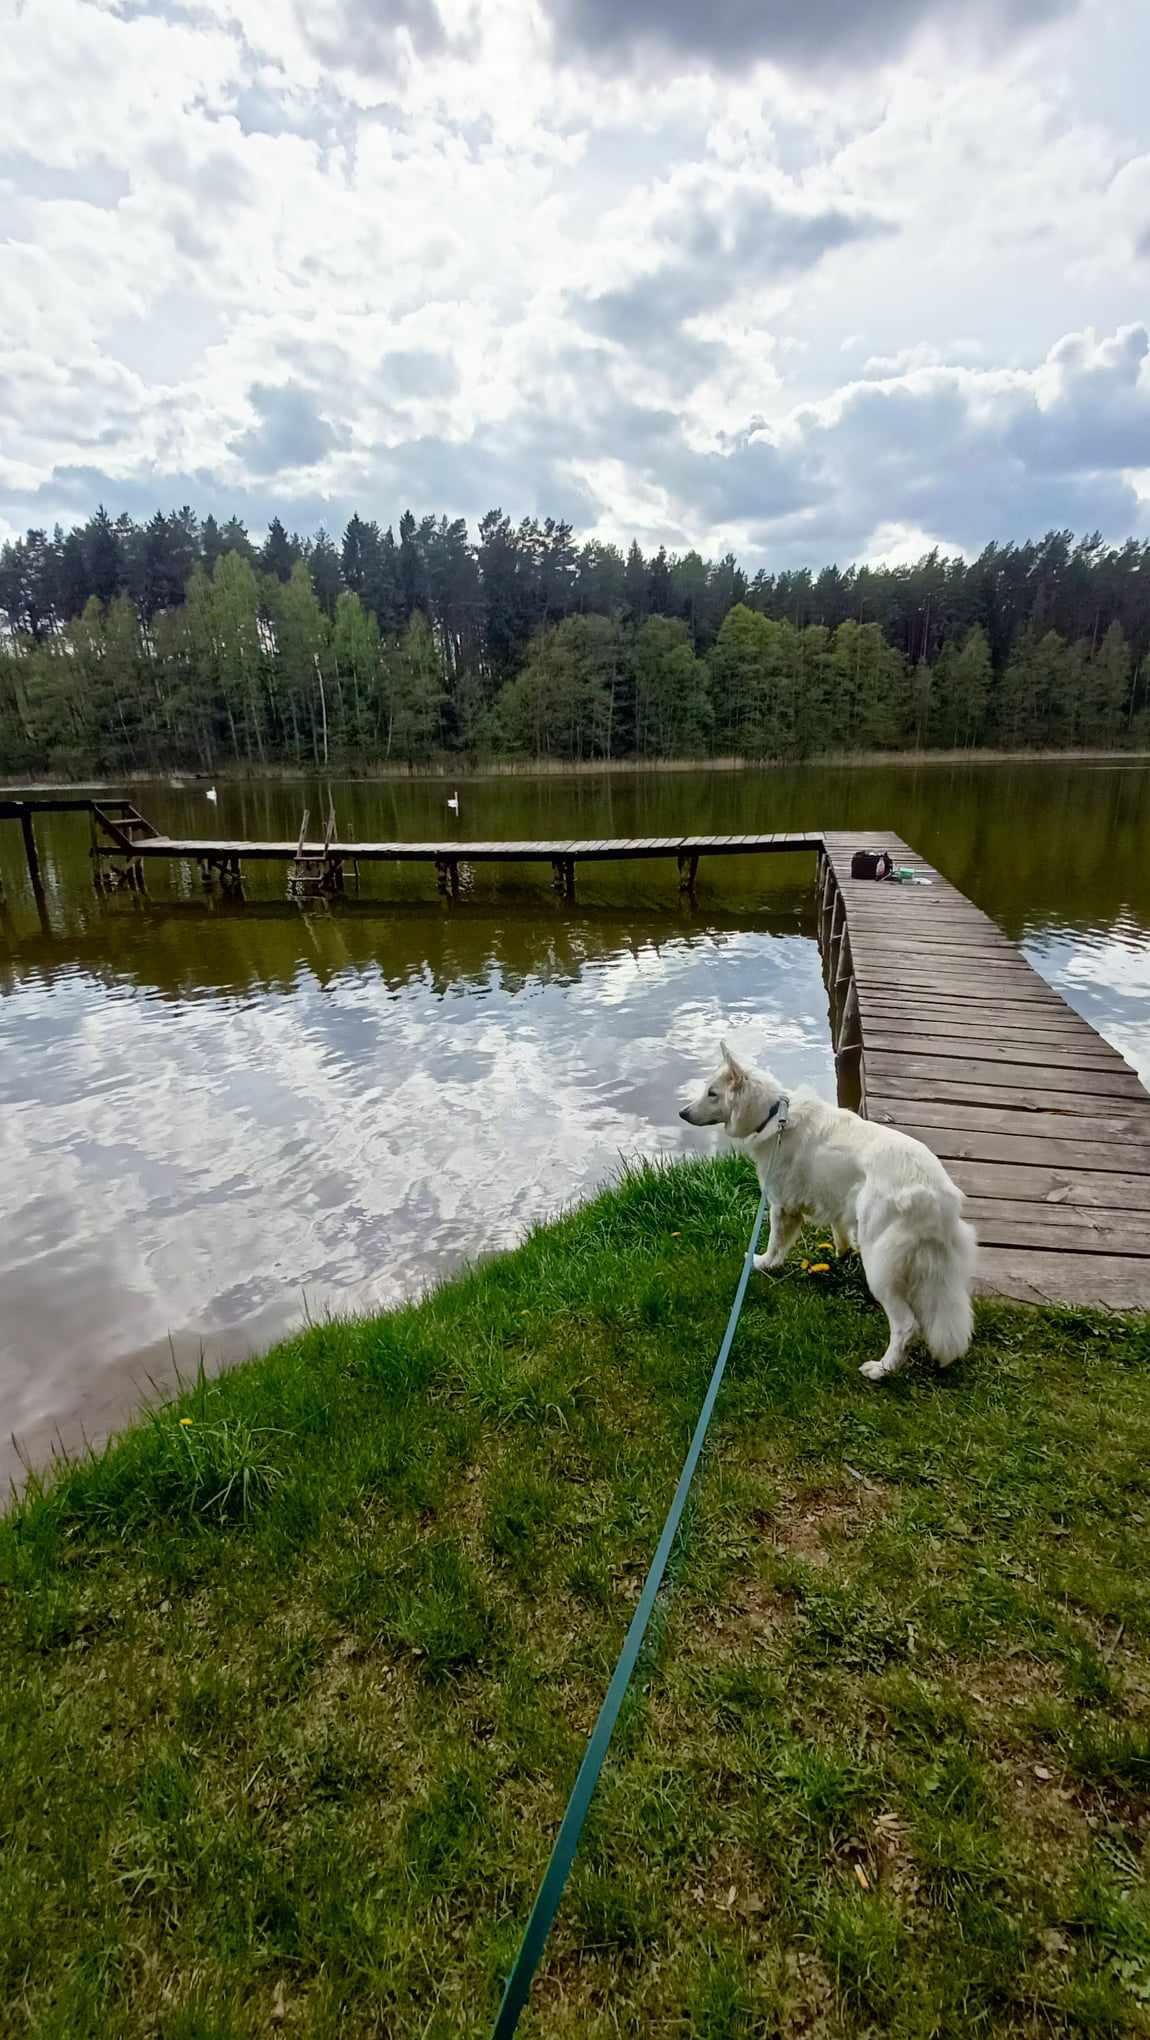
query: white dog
[{"left": 680, "top": 1042, "right": 977, "bottom": 1382}]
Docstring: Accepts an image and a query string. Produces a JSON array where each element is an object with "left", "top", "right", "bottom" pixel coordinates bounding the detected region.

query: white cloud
[{"left": 2, "top": 0, "right": 1149, "bottom": 564}]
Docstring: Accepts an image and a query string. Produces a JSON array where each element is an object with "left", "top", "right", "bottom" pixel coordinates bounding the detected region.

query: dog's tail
[{"left": 896, "top": 1187, "right": 978, "bottom": 1366}]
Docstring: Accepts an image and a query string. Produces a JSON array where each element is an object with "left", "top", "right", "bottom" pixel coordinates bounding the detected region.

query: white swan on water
[
  {"left": 446, "top": 790, "right": 460, "bottom": 814},
  {"left": 205, "top": 786, "right": 218, "bottom": 804}
]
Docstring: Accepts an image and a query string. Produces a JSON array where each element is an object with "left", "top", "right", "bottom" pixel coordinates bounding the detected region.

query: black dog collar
[{"left": 752, "top": 1095, "right": 790, "bottom": 1137}]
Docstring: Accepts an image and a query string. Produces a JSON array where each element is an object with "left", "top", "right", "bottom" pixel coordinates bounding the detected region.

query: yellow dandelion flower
[
  {"left": 179, "top": 1417, "right": 194, "bottom": 1427},
  {"left": 809, "top": 1262, "right": 831, "bottom": 1275}
]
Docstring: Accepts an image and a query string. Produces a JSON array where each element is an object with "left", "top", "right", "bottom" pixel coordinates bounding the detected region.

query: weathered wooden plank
[
  {"left": 863, "top": 1021, "right": 1105, "bottom": 1055},
  {"left": 855, "top": 989, "right": 1082, "bottom": 1023},
  {"left": 841, "top": 902, "right": 1006, "bottom": 924},
  {"left": 897, "top": 1121, "right": 1150, "bottom": 1175},
  {"left": 851, "top": 928, "right": 1005, "bottom": 945},
  {"left": 977, "top": 1247, "right": 1150, "bottom": 1309},
  {"left": 866, "top": 1074, "right": 1115, "bottom": 1118},
  {"left": 964, "top": 1200, "right": 1150, "bottom": 1256},
  {"left": 863, "top": 1029, "right": 1131, "bottom": 1072},
  {"left": 851, "top": 951, "right": 1047, "bottom": 976},
  {"left": 857, "top": 972, "right": 1056, "bottom": 1003},
  {"left": 947, "top": 1158, "right": 1150, "bottom": 1210},
  {"left": 844, "top": 904, "right": 996, "bottom": 921},
  {"left": 864, "top": 1050, "right": 1146, "bottom": 1099},
  {"left": 844, "top": 918, "right": 1007, "bottom": 934},
  {"left": 869, "top": 1096, "right": 1150, "bottom": 1144},
  {"left": 849, "top": 896, "right": 971, "bottom": 912},
  {"left": 857, "top": 1005, "right": 1100, "bottom": 1041},
  {"left": 851, "top": 948, "right": 1022, "bottom": 973},
  {"left": 838, "top": 880, "right": 982, "bottom": 898},
  {"left": 846, "top": 923, "right": 1031, "bottom": 947},
  {"left": 840, "top": 881, "right": 982, "bottom": 897},
  {"left": 851, "top": 945, "right": 1041, "bottom": 977},
  {"left": 844, "top": 898, "right": 998, "bottom": 916},
  {"left": 846, "top": 930, "right": 1014, "bottom": 954},
  {"left": 841, "top": 882, "right": 986, "bottom": 897},
  {"left": 853, "top": 933, "right": 1009, "bottom": 952},
  {"left": 854, "top": 973, "right": 1065, "bottom": 1007},
  {"left": 846, "top": 921, "right": 999, "bottom": 936}
]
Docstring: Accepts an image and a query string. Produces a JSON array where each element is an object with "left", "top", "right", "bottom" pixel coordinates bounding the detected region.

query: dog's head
[{"left": 679, "top": 1040, "right": 784, "bottom": 1140}]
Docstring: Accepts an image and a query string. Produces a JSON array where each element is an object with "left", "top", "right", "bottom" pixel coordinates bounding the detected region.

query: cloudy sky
[{"left": 3, "top": 0, "right": 1150, "bottom": 567}]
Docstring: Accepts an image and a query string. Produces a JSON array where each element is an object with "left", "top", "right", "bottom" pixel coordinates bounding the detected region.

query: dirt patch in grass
[
  {"left": 768, "top": 1479, "right": 890, "bottom": 1569},
  {"left": 696, "top": 1572, "right": 790, "bottom": 1657}
]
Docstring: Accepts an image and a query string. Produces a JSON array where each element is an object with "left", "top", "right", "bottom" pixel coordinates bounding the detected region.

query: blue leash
[{"left": 491, "top": 1182, "right": 771, "bottom": 2037}]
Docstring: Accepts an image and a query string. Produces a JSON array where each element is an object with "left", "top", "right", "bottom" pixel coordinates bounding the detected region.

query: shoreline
[{"left": 4, "top": 744, "right": 1149, "bottom": 793}]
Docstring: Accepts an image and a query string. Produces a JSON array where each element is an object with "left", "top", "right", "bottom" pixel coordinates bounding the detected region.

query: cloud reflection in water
[{"left": 0, "top": 915, "right": 831, "bottom": 1472}]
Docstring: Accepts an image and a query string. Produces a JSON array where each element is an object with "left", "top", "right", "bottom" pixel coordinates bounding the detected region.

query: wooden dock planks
[
  {"left": 118, "top": 830, "right": 825, "bottom": 864},
  {"left": 822, "top": 833, "right": 1150, "bottom": 1312}
]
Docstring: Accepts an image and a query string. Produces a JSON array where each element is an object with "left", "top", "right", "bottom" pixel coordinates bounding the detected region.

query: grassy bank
[{"left": 3, "top": 1157, "right": 1149, "bottom": 2037}]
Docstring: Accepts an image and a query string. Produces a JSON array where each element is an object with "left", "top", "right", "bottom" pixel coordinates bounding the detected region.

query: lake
[{"left": 2, "top": 759, "right": 1149, "bottom": 1485}]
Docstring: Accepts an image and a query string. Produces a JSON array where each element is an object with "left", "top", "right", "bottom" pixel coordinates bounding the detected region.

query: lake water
[{"left": 2, "top": 761, "right": 1149, "bottom": 1485}]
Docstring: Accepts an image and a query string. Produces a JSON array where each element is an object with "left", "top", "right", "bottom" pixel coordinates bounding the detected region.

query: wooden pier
[
  {"left": 819, "top": 833, "right": 1150, "bottom": 1313},
  {"left": 5, "top": 798, "right": 1149, "bottom": 1313},
  {"left": 83, "top": 805, "right": 823, "bottom": 900}
]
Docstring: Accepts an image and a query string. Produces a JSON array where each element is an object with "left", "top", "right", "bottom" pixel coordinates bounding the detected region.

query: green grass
[{"left": 3, "top": 1154, "right": 1149, "bottom": 2037}]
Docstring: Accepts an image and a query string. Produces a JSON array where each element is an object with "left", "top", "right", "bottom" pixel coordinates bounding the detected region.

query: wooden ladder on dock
[
  {"left": 90, "top": 800, "right": 161, "bottom": 891},
  {"left": 288, "top": 805, "right": 343, "bottom": 899}
]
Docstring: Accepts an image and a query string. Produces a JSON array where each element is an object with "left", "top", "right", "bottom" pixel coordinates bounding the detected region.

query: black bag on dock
[{"left": 850, "top": 849, "right": 893, "bottom": 879}]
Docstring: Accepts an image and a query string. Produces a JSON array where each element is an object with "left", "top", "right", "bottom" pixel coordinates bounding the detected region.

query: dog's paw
[
  {"left": 754, "top": 1252, "right": 784, "bottom": 1274},
  {"left": 859, "top": 1359, "right": 889, "bottom": 1384}
]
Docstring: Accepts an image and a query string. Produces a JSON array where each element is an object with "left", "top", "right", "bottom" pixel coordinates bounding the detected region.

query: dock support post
[
  {"left": 551, "top": 857, "right": 575, "bottom": 902},
  {"left": 819, "top": 862, "right": 835, "bottom": 942},
  {"left": 835, "top": 977, "right": 860, "bottom": 1056},
  {"left": 19, "top": 806, "right": 43, "bottom": 901},
  {"left": 677, "top": 852, "right": 699, "bottom": 895},
  {"left": 435, "top": 856, "right": 460, "bottom": 900},
  {"left": 826, "top": 889, "right": 845, "bottom": 985}
]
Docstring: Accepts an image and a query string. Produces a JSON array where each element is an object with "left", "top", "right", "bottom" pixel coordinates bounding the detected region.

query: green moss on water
[{"left": 2, "top": 1156, "right": 1149, "bottom": 2036}]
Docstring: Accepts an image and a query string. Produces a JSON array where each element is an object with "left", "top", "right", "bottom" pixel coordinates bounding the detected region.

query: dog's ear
[{"left": 720, "top": 1038, "right": 747, "bottom": 1087}]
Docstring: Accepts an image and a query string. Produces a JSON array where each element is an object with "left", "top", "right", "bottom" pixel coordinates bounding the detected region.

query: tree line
[{"left": 0, "top": 507, "right": 1147, "bottom": 773}]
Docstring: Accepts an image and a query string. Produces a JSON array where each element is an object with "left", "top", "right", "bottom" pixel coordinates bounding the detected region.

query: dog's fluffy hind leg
[{"left": 858, "top": 1261, "right": 917, "bottom": 1383}]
